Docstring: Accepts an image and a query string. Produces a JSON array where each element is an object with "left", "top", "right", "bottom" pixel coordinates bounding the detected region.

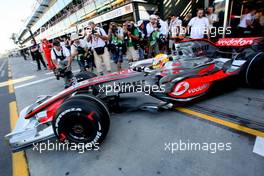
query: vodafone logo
[
  {"left": 188, "top": 83, "right": 210, "bottom": 94},
  {"left": 216, "top": 38, "right": 254, "bottom": 47},
  {"left": 172, "top": 81, "right": 190, "bottom": 96}
]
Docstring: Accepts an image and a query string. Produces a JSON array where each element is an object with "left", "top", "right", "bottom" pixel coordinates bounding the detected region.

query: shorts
[{"left": 127, "top": 46, "right": 139, "bottom": 62}]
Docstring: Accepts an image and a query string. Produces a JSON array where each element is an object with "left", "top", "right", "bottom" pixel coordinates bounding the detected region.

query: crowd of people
[{"left": 19, "top": 7, "right": 263, "bottom": 88}]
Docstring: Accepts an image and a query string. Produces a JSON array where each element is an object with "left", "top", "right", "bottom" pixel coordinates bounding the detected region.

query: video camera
[
  {"left": 54, "top": 68, "right": 72, "bottom": 80},
  {"left": 54, "top": 68, "right": 66, "bottom": 80}
]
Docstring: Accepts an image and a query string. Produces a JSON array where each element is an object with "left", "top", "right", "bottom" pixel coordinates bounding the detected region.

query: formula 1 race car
[{"left": 5, "top": 37, "right": 264, "bottom": 152}]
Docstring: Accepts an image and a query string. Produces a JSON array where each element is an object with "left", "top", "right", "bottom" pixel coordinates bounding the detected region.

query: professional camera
[
  {"left": 54, "top": 67, "right": 74, "bottom": 83},
  {"left": 156, "top": 21, "right": 161, "bottom": 29},
  {"left": 54, "top": 68, "right": 66, "bottom": 80},
  {"left": 127, "top": 23, "right": 134, "bottom": 32},
  {"left": 111, "top": 26, "right": 118, "bottom": 34},
  {"left": 158, "top": 34, "right": 167, "bottom": 45},
  {"left": 91, "top": 29, "right": 97, "bottom": 34}
]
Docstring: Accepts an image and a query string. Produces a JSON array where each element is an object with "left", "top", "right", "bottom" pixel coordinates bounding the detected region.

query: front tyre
[{"left": 52, "top": 95, "right": 110, "bottom": 146}]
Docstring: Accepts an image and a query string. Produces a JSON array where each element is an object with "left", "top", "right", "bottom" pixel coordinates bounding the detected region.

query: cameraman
[
  {"left": 156, "top": 13, "right": 169, "bottom": 54},
  {"left": 71, "top": 33, "right": 89, "bottom": 71},
  {"left": 108, "top": 22, "right": 124, "bottom": 71},
  {"left": 51, "top": 40, "right": 73, "bottom": 88},
  {"left": 86, "top": 21, "right": 111, "bottom": 75},
  {"left": 123, "top": 21, "right": 140, "bottom": 62}
]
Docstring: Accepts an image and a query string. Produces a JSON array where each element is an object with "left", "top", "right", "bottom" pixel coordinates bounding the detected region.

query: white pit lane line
[
  {"left": 14, "top": 76, "right": 55, "bottom": 89},
  {"left": 45, "top": 69, "right": 79, "bottom": 75},
  {"left": 0, "top": 59, "right": 7, "bottom": 72},
  {"left": 14, "top": 69, "right": 80, "bottom": 89},
  {"left": 1, "top": 70, "right": 5, "bottom": 77},
  {"left": 253, "top": 137, "right": 264, "bottom": 157}
]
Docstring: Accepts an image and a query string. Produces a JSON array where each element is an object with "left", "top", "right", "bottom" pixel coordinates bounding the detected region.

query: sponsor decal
[
  {"left": 188, "top": 83, "right": 210, "bottom": 94},
  {"left": 172, "top": 81, "right": 190, "bottom": 96},
  {"left": 192, "top": 45, "right": 209, "bottom": 53},
  {"left": 170, "top": 80, "right": 212, "bottom": 98},
  {"left": 216, "top": 38, "right": 255, "bottom": 47},
  {"left": 91, "top": 131, "right": 102, "bottom": 145}
]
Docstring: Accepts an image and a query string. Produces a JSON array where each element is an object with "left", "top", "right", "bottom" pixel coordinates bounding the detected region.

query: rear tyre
[
  {"left": 241, "top": 52, "right": 264, "bottom": 88},
  {"left": 52, "top": 95, "right": 110, "bottom": 146}
]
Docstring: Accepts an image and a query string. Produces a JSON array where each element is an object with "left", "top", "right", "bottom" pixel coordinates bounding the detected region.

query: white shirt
[
  {"left": 169, "top": 18, "right": 182, "bottom": 37},
  {"left": 238, "top": 13, "right": 253, "bottom": 28},
  {"left": 159, "top": 19, "right": 169, "bottom": 36},
  {"left": 146, "top": 20, "right": 168, "bottom": 37},
  {"left": 207, "top": 13, "right": 219, "bottom": 28},
  {"left": 146, "top": 22, "right": 156, "bottom": 37},
  {"left": 86, "top": 28, "right": 107, "bottom": 49},
  {"left": 169, "top": 18, "right": 182, "bottom": 30},
  {"left": 51, "top": 46, "right": 70, "bottom": 61},
  {"left": 71, "top": 39, "right": 88, "bottom": 55},
  {"left": 60, "top": 41, "right": 66, "bottom": 47},
  {"left": 188, "top": 17, "right": 209, "bottom": 39}
]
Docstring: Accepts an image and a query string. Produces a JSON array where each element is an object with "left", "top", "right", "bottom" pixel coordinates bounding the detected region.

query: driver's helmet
[{"left": 152, "top": 54, "right": 169, "bottom": 69}]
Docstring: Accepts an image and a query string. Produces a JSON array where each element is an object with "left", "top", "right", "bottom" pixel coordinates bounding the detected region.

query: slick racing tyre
[
  {"left": 75, "top": 71, "right": 97, "bottom": 83},
  {"left": 241, "top": 52, "right": 264, "bottom": 88},
  {"left": 52, "top": 95, "right": 110, "bottom": 147}
]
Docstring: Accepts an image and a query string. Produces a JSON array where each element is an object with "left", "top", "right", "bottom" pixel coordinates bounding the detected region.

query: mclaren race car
[{"left": 5, "top": 38, "right": 264, "bottom": 152}]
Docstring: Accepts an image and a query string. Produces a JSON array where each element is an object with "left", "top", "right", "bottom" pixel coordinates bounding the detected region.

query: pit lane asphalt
[
  {"left": 7, "top": 56, "right": 264, "bottom": 176},
  {"left": 0, "top": 57, "right": 12, "bottom": 176}
]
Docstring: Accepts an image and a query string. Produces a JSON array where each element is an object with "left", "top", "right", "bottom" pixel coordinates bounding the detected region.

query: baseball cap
[
  {"left": 137, "top": 20, "right": 144, "bottom": 27},
  {"left": 70, "top": 33, "right": 80, "bottom": 41},
  {"left": 150, "top": 14, "right": 158, "bottom": 20}
]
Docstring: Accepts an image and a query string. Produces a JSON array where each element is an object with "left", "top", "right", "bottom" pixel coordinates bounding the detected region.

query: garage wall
[{"left": 163, "top": 0, "right": 204, "bottom": 19}]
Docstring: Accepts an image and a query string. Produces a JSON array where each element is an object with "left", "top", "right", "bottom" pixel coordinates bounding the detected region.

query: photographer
[
  {"left": 156, "top": 13, "right": 169, "bottom": 54},
  {"left": 123, "top": 21, "right": 140, "bottom": 62},
  {"left": 71, "top": 33, "right": 90, "bottom": 72},
  {"left": 86, "top": 21, "right": 111, "bottom": 75},
  {"left": 156, "top": 13, "right": 169, "bottom": 37},
  {"left": 108, "top": 22, "right": 125, "bottom": 71},
  {"left": 51, "top": 40, "right": 73, "bottom": 88},
  {"left": 137, "top": 20, "right": 148, "bottom": 60},
  {"left": 146, "top": 15, "right": 160, "bottom": 57}
]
